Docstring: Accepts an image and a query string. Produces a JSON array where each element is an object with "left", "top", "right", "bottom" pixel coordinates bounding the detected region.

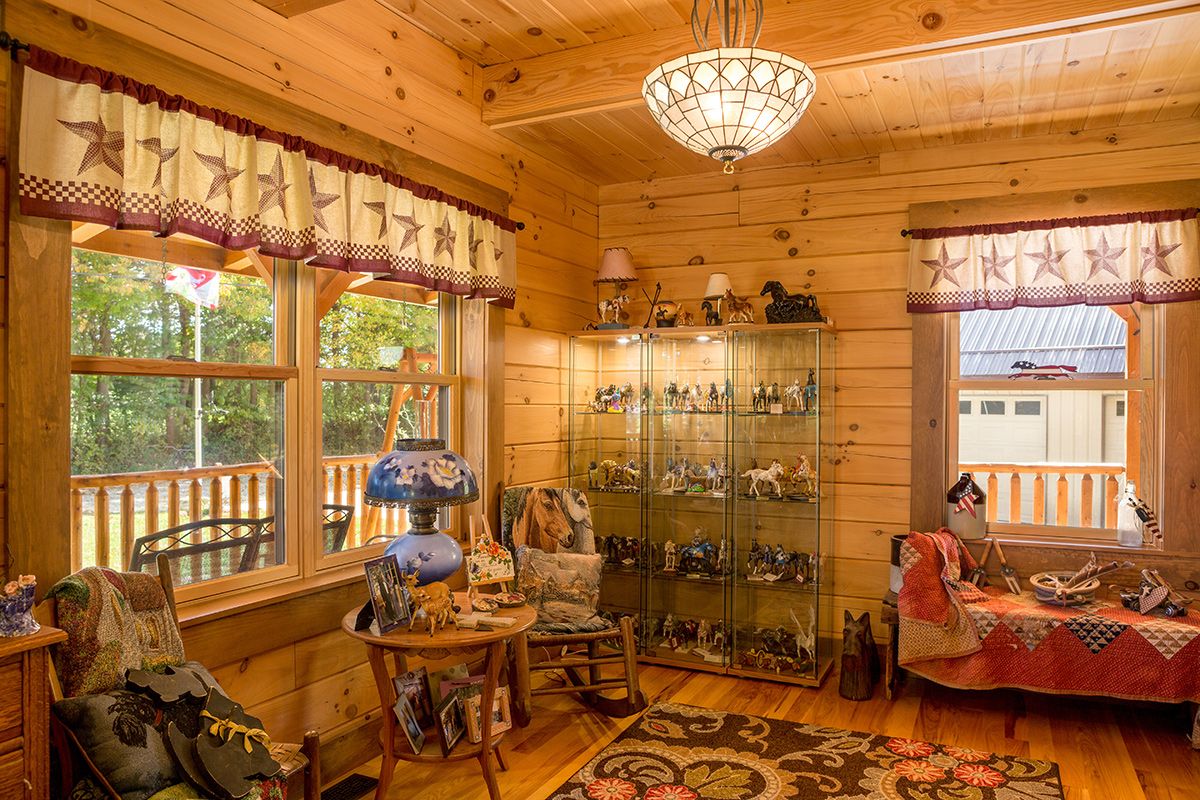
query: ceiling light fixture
[{"left": 642, "top": 1, "right": 816, "bottom": 174}]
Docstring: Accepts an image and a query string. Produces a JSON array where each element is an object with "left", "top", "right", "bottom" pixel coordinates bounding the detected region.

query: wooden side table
[
  {"left": 0, "top": 626, "right": 67, "bottom": 800},
  {"left": 341, "top": 595, "right": 536, "bottom": 800}
]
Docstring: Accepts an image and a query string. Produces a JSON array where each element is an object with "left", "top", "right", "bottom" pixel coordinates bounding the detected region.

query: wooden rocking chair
[
  {"left": 37, "top": 554, "right": 321, "bottom": 799},
  {"left": 500, "top": 486, "right": 646, "bottom": 726}
]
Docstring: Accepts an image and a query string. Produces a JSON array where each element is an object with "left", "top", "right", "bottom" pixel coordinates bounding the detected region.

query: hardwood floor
[{"left": 346, "top": 665, "right": 1200, "bottom": 800}]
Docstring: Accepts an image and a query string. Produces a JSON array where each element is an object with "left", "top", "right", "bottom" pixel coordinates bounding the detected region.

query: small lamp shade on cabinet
[
  {"left": 597, "top": 247, "right": 638, "bottom": 284},
  {"left": 703, "top": 272, "right": 733, "bottom": 300}
]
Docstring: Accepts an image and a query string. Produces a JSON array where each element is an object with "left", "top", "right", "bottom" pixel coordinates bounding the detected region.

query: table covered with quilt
[{"left": 898, "top": 530, "right": 1200, "bottom": 746}]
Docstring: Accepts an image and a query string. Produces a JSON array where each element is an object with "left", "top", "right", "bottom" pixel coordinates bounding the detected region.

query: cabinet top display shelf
[{"left": 575, "top": 321, "right": 837, "bottom": 339}]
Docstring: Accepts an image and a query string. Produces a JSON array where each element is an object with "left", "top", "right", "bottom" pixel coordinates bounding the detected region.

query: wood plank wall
[
  {"left": 2, "top": 0, "right": 594, "bottom": 777},
  {"left": 597, "top": 117, "right": 1200, "bottom": 638}
]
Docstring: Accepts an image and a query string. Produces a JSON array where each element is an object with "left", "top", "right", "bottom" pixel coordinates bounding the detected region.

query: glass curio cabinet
[{"left": 569, "top": 323, "right": 835, "bottom": 686}]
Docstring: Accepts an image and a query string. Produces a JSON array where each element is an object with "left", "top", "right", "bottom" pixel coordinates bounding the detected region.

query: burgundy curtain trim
[
  {"left": 908, "top": 207, "right": 1198, "bottom": 240},
  {"left": 24, "top": 45, "right": 518, "bottom": 233}
]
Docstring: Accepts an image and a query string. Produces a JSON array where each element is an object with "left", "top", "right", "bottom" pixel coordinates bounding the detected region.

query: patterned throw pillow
[
  {"left": 516, "top": 546, "right": 608, "bottom": 633},
  {"left": 501, "top": 487, "right": 596, "bottom": 556},
  {"left": 53, "top": 663, "right": 217, "bottom": 800},
  {"left": 49, "top": 567, "right": 186, "bottom": 697}
]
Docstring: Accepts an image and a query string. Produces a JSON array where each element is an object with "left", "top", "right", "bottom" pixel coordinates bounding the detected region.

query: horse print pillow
[{"left": 501, "top": 487, "right": 595, "bottom": 555}]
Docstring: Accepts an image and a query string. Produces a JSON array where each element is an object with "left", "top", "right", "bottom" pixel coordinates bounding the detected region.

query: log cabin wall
[
  {"left": 597, "top": 118, "right": 1200, "bottom": 639},
  {"left": 1, "top": 0, "right": 590, "bottom": 776}
]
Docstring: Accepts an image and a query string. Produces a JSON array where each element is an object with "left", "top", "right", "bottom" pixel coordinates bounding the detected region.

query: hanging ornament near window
[{"left": 642, "top": 1, "right": 816, "bottom": 173}]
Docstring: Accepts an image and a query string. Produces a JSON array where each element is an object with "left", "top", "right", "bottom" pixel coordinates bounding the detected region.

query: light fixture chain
[{"left": 691, "top": 0, "right": 763, "bottom": 48}]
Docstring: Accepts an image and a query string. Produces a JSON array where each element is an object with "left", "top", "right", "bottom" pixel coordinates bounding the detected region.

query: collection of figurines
[
  {"left": 659, "top": 456, "right": 731, "bottom": 496},
  {"left": 586, "top": 382, "right": 647, "bottom": 414},
  {"left": 737, "top": 608, "right": 817, "bottom": 675},
  {"left": 587, "top": 459, "right": 642, "bottom": 493},
  {"left": 598, "top": 534, "right": 644, "bottom": 570},
  {"left": 598, "top": 529, "right": 728, "bottom": 578},
  {"left": 653, "top": 613, "right": 726, "bottom": 661},
  {"left": 587, "top": 452, "right": 819, "bottom": 498},
  {"left": 745, "top": 539, "right": 823, "bottom": 584},
  {"left": 591, "top": 280, "right": 827, "bottom": 330},
  {"left": 662, "top": 377, "right": 734, "bottom": 413},
  {"left": 750, "top": 369, "right": 818, "bottom": 415},
  {"left": 740, "top": 454, "right": 819, "bottom": 500}
]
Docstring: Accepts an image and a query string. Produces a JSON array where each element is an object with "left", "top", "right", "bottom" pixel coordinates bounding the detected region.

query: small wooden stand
[{"left": 342, "top": 595, "right": 536, "bottom": 800}]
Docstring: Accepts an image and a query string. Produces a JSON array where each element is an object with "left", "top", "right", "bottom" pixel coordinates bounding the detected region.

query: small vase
[
  {"left": 0, "top": 582, "right": 40, "bottom": 638},
  {"left": 386, "top": 531, "right": 464, "bottom": 585}
]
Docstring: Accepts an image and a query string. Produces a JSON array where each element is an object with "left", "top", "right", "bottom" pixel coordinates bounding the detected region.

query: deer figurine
[{"left": 402, "top": 571, "right": 458, "bottom": 637}]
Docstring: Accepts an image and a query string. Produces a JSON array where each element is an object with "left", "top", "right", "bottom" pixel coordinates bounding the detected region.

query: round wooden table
[{"left": 341, "top": 594, "right": 537, "bottom": 800}]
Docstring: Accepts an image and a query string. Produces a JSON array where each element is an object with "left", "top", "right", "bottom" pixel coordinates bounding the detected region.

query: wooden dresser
[{"left": 0, "top": 627, "right": 65, "bottom": 800}]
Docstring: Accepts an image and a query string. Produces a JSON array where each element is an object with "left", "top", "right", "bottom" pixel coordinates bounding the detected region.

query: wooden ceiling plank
[
  {"left": 826, "top": 68, "right": 895, "bottom": 155},
  {"left": 1016, "top": 37, "right": 1069, "bottom": 137},
  {"left": 252, "top": 0, "right": 345, "bottom": 17},
  {"left": 802, "top": 76, "right": 870, "bottom": 159},
  {"left": 780, "top": 115, "right": 839, "bottom": 163},
  {"left": 941, "top": 51, "right": 986, "bottom": 145},
  {"left": 71, "top": 222, "right": 110, "bottom": 244},
  {"left": 503, "top": 0, "right": 595, "bottom": 49},
  {"left": 1119, "top": 17, "right": 1200, "bottom": 124},
  {"left": 1048, "top": 28, "right": 1114, "bottom": 132},
  {"left": 980, "top": 42, "right": 1023, "bottom": 140},
  {"left": 1081, "top": 21, "right": 1159, "bottom": 128},
  {"left": 861, "top": 62, "right": 923, "bottom": 151},
  {"left": 480, "top": 0, "right": 1200, "bottom": 127},
  {"left": 912, "top": 55, "right": 954, "bottom": 148},
  {"left": 588, "top": 108, "right": 704, "bottom": 177},
  {"left": 1152, "top": 33, "right": 1200, "bottom": 120}
]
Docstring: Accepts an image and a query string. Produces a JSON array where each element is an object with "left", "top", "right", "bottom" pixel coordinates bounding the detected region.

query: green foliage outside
[{"left": 70, "top": 248, "right": 440, "bottom": 476}]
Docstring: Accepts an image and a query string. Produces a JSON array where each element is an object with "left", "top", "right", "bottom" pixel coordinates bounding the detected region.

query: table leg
[
  {"left": 366, "top": 645, "right": 397, "bottom": 800},
  {"left": 478, "top": 641, "right": 504, "bottom": 800},
  {"left": 495, "top": 745, "right": 509, "bottom": 772},
  {"left": 885, "top": 622, "right": 899, "bottom": 700}
]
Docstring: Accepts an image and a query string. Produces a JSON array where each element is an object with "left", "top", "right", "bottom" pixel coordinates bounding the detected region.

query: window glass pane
[
  {"left": 71, "top": 244, "right": 274, "bottom": 364},
  {"left": 1116, "top": 400, "right": 1126, "bottom": 416},
  {"left": 981, "top": 400, "right": 1005, "bottom": 415},
  {"left": 1014, "top": 400, "right": 1041, "bottom": 416},
  {"left": 70, "top": 375, "right": 285, "bottom": 585},
  {"left": 959, "top": 305, "right": 1130, "bottom": 378},
  {"left": 319, "top": 276, "right": 441, "bottom": 372},
  {"left": 321, "top": 381, "right": 444, "bottom": 554},
  {"left": 959, "top": 400, "right": 971, "bottom": 414}
]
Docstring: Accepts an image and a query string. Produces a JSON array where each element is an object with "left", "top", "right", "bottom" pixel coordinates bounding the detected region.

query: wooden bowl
[{"left": 1030, "top": 571, "right": 1099, "bottom": 606}]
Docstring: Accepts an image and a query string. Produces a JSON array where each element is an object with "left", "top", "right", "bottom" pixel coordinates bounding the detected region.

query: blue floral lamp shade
[{"left": 363, "top": 439, "right": 478, "bottom": 585}]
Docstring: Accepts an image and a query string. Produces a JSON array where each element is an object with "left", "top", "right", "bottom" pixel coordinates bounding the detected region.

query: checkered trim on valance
[
  {"left": 906, "top": 208, "right": 1199, "bottom": 313},
  {"left": 17, "top": 45, "right": 517, "bottom": 308}
]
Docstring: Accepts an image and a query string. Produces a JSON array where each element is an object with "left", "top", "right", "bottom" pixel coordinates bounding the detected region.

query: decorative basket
[
  {"left": 0, "top": 576, "right": 39, "bottom": 637},
  {"left": 1030, "top": 571, "right": 1099, "bottom": 607}
]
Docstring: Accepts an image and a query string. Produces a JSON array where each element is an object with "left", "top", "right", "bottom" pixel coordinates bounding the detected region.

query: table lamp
[
  {"left": 703, "top": 272, "right": 733, "bottom": 323},
  {"left": 596, "top": 247, "right": 637, "bottom": 329},
  {"left": 364, "top": 438, "right": 478, "bottom": 585}
]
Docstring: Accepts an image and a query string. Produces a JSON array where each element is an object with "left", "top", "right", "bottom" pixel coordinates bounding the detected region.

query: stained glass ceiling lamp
[{"left": 643, "top": 0, "right": 816, "bottom": 174}]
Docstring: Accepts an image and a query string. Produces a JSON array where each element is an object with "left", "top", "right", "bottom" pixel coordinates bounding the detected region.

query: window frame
[{"left": 944, "top": 306, "right": 1163, "bottom": 547}]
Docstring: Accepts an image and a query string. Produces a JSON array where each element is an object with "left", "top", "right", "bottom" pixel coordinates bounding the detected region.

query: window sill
[
  {"left": 983, "top": 532, "right": 1163, "bottom": 556},
  {"left": 176, "top": 565, "right": 366, "bottom": 629}
]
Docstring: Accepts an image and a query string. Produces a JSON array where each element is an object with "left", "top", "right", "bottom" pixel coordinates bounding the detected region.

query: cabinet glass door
[
  {"left": 569, "top": 334, "right": 645, "bottom": 626},
  {"left": 643, "top": 330, "right": 731, "bottom": 668},
  {"left": 730, "top": 328, "right": 830, "bottom": 684}
]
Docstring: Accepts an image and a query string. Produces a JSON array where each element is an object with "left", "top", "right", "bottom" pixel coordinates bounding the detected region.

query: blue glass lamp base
[{"left": 385, "top": 530, "right": 463, "bottom": 585}]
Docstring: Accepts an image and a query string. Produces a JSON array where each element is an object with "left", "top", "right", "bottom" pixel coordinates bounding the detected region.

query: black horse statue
[
  {"left": 760, "top": 281, "right": 825, "bottom": 324},
  {"left": 700, "top": 299, "right": 720, "bottom": 326}
]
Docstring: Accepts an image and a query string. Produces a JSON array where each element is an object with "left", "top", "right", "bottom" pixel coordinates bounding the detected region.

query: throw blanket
[
  {"left": 898, "top": 529, "right": 987, "bottom": 665},
  {"left": 48, "top": 567, "right": 186, "bottom": 697}
]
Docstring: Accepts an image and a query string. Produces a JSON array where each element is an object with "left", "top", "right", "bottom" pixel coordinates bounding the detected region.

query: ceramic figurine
[
  {"left": 760, "top": 281, "right": 826, "bottom": 324},
  {"left": 678, "top": 531, "right": 717, "bottom": 576},
  {"left": 768, "top": 381, "right": 781, "bottom": 407},
  {"left": 403, "top": 572, "right": 458, "bottom": 637},
  {"left": 663, "top": 379, "right": 679, "bottom": 410},
  {"left": 716, "top": 538, "right": 727, "bottom": 574},
  {"left": 711, "top": 620, "right": 726, "bottom": 651},
  {"left": 742, "top": 459, "right": 785, "bottom": 498},
  {"left": 792, "top": 454, "right": 817, "bottom": 497},
  {"left": 696, "top": 619, "right": 712, "bottom": 649},
  {"left": 723, "top": 288, "right": 755, "bottom": 324},
  {"left": 752, "top": 382, "right": 768, "bottom": 412},
  {"left": 703, "top": 382, "right": 719, "bottom": 412},
  {"left": 0, "top": 575, "right": 38, "bottom": 637},
  {"left": 597, "top": 294, "right": 630, "bottom": 327},
  {"left": 662, "top": 539, "right": 677, "bottom": 572},
  {"left": 701, "top": 299, "right": 721, "bottom": 326},
  {"left": 659, "top": 614, "right": 676, "bottom": 647},
  {"left": 677, "top": 308, "right": 695, "bottom": 326},
  {"left": 791, "top": 607, "right": 817, "bottom": 661},
  {"left": 784, "top": 379, "right": 804, "bottom": 412},
  {"left": 803, "top": 368, "right": 818, "bottom": 414}
]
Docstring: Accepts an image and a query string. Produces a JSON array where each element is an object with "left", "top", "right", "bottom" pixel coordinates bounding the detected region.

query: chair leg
[
  {"left": 620, "top": 615, "right": 647, "bottom": 715},
  {"left": 302, "top": 730, "right": 321, "bottom": 800},
  {"left": 512, "top": 631, "right": 533, "bottom": 728}
]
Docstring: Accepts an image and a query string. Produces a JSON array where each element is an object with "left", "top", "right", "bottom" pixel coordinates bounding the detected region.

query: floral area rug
[{"left": 547, "top": 703, "right": 1063, "bottom": 800}]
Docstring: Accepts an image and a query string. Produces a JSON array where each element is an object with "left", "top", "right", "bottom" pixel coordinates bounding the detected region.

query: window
[
  {"left": 952, "top": 304, "right": 1156, "bottom": 543},
  {"left": 959, "top": 401, "right": 972, "bottom": 414},
  {"left": 68, "top": 230, "right": 459, "bottom": 596}
]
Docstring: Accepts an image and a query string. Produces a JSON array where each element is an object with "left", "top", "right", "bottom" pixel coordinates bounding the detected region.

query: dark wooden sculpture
[
  {"left": 838, "top": 610, "right": 880, "bottom": 701},
  {"left": 760, "top": 281, "right": 826, "bottom": 324}
]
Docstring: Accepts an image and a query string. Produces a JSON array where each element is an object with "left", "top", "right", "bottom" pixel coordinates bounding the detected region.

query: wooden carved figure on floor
[
  {"left": 838, "top": 610, "right": 879, "bottom": 701},
  {"left": 723, "top": 288, "right": 755, "bottom": 324}
]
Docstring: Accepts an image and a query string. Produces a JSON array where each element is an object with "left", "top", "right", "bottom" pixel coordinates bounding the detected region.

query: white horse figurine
[
  {"left": 784, "top": 379, "right": 804, "bottom": 411},
  {"left": 598, "top": 294, "right": 630, "bottom": 325},
  {"left": 741, "top": 460, "right": 785, "bottom": 497}
]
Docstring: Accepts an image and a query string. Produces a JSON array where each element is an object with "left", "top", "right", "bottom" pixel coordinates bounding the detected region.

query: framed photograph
[
  {"left": 434, "top": 688, "right": 466, "bottom": 756},
  {"left": 428, "top": 662, "right": 469, "bottom": 705},
  {"left": 364, "top": 555, "right": 411, "bottom": 633},
  {"left": 440, "top": 674, "right": 484, "bottom": 701},
  {"left": 392, "top": 667, "right": 434, "bottom": 728},
  {"left": 463, "top": 686, "right": 513, "bottom": 744},
  {"left": 393, "top": 693, "right": 425, "bottom": 755}
]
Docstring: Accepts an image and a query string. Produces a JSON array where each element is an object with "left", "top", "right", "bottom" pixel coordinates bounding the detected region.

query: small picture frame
[
  {"left": 393, "top": 693, "right": 425, "bottom": 756},
  {"left": 434, "top": 688, "right": 466, "bottom": 756},
  {"left": 463, "top": 686, "right": 513, "bottom": 744},
  {"left": 364, "top": 554, "right": 411, "bottom": 634},
  {"left": 428, "top": 662, "right": 469, "bottom": 705},
  {"left": 393, "top": 667, "right": 434, "bottom": 728}
]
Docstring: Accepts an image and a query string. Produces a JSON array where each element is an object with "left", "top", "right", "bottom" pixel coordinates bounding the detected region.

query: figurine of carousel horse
[
  {"left": 723, "top": 288, "right": 755, "bottom": 324},
  {"left": 760, "top": 281, "right": 826, "bottom": 324},
  {"left": 598, "top": 294, "right": 630, "bottom": 326}
]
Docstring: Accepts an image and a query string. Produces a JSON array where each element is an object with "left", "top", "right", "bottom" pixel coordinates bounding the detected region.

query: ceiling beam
[
  {"left": 71, "top": 222, "right": 109, "bottom": 244},
  {"left": 480, "top": 0, "right": 1200, "bottom": 128},
  {"left": 252, "top": 0, "right": 347, "bottom": 18},
  {"left": 75, "top": 229, "right": 227, "bottom": 271}
]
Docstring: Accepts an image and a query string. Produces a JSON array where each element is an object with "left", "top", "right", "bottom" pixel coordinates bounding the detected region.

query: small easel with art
[{"left": 465, "top": 516, "right": 525, "bottom": 618}]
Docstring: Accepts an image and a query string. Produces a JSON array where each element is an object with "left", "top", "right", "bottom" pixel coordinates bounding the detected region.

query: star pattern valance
[
  {"left": 906, "top": 208, "right": 1199, "bottom": 313},
  {"left": 17, "top": 46, "right": 517, "bottom": 307}
]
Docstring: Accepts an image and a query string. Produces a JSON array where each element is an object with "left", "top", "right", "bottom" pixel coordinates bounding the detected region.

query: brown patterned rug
[{"left": 547, "top": 703, "right": 1063, "bottom": 800}]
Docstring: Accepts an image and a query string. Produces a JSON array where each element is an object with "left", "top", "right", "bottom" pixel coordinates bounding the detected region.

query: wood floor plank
[{"left": 341, "top": 664, "right": 1200, "bottom": 799}]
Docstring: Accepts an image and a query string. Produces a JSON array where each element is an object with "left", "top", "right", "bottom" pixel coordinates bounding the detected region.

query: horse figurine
[
  {"left": 751, "top": 382, "right": 768, "bottom": 413},
  {"left": 742, "top": 460, "right": 785, "bottom": 497},
  {"left": 784, "top": 379, "right": 804, "bottom": 412},
  {"left": 760, "top": 281, "right": 826, "bottom": 324},
  {"left": 598, "top": 294, "right": 630, "bottom": 326},
  {"left": 663, "top": 380, "right": 679, "bottom": 409},
  {"left": 701, "top": 300, "right": 721, "bottom": 326},
  {"left": 838, "top": 611, "right": 880, "bottom": 700},
  {"left": 722, "top": 288, "right": 755, "bottom": 324},
  {"left": 676, "top": 308, "right": 695, "bottom": 326}
]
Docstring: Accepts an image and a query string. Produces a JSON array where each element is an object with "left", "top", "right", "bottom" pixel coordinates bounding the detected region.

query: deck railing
[
  {"left": 70, "top": 454, "right": 405, "bottom": 571},
  {"left": 959, "top": 462, "right": 1125, "bottom": 529}
]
